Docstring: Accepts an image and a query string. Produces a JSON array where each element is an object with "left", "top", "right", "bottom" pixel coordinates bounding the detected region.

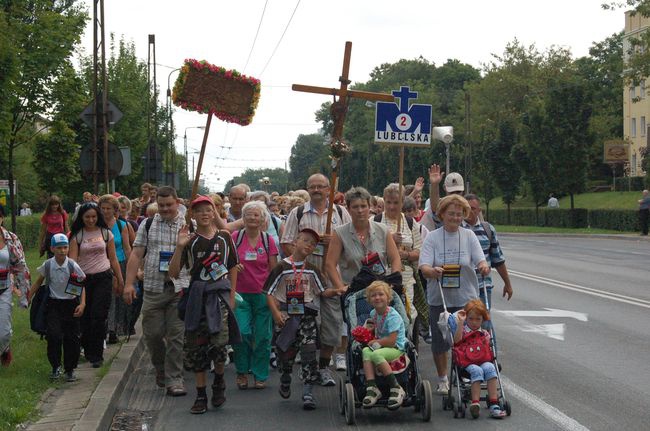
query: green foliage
[
  {"left": 32, "top": 121, "right": 81, "bottom": 196},
  {"left": 488, "top": 119, "right": 521, "bottom": 207},
  {"left": 613, "top": 176, "right": 646, "bottom": 191},
  {"left": 12, "top": 214, "right": 42, "bottom": 251},
  {"left": 288, "top": 133, "right": 329, "bottom": 189},
  {"left": 486, "top": 208, "right": 589, "bottom": 228},
  {"left": 589, "top": 208, "right": 641, "bottom": 231},
  {"left": 224, "top": 167, "right": 289, "bottom": 194}
]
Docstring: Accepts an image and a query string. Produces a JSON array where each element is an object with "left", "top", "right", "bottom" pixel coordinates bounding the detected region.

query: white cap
[{"left": 444, "top": 172, "right": 464, "bottom": 193}]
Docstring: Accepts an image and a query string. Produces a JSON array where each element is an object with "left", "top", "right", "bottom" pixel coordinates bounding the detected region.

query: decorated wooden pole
[
  {"left": 292, "top": 41, "right": 394, "bottom": 249},
  {"left": 172, "top": 59, "right": 261, "bottom": 227}
]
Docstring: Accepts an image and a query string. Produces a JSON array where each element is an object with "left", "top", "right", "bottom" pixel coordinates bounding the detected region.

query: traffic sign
[
  {"left": 374, "top": 86, "right": 432, "bottom": 146},
  {"left": 79, "top": 143, "right": 124, "bottom": 180},
  {"left": 80, "top": 96, "right": 123, "bottom": 129}
]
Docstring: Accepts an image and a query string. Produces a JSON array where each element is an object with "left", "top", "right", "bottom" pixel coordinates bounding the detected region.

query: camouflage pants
[
  {"left": 183, "top": 301, "right": 229, "bottom": 372},
  {"left": 277, "top": 314, "right": 319, "bottom": 384}
]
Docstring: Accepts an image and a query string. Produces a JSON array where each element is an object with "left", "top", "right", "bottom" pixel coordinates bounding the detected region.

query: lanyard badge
[
  {"left": 65, "top": 272, "right": 84, "bottom": 296},
  {"left": 441, "top": 264, "right": 461, "bottom": 288},
  {"left": 361, "top": 251, "right": 386, "bottom": 275},
  {"left": 202, "top": 252, "right": 227, "bottom": 281},
  {"left": 159, "top": 251, "right": 173, "bottom": 272}
]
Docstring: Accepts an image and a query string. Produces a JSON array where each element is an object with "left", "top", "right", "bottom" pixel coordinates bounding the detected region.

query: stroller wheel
[
  {"left": 504, "top": 400, "right": 512, "bottom": 416},
  {"left": 338, "top": 376, "right": 345, "bottom": 415},
  {"left": 420, "top": 380, "right": 432, "bottom": 422},
  {"left": 344, "top": 383, "right": 356, "bottom": 425}
]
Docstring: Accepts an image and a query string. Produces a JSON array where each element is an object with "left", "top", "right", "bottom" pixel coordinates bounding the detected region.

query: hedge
[
  {"left": 486, "top": 207, "right": 640, "bottom": 232},
  {"left": 6, "top": 215, "right": 42, "bottom": 251},
  {"left": 614, "top": 176, "right": 646, "bottom": 192}
]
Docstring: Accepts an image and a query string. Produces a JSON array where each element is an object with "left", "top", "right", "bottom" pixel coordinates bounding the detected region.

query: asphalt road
[{"left": 112, "top": 236, "right": 650, "bottom": 431}]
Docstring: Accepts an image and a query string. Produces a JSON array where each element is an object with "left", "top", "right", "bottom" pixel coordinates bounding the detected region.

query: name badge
[
  {"left": 361, "top": 252, "right": 386, "bottom": 275},
  {"left": 313, "top": 242, "right": 325, "bottom": 257},
  {"left": 244, "top": 251, "right": 258, "bottom": 261},
  {"left": 286, "top": 290, "right": 305, "bottom": 315},
  {"left": 441, "top": 264, "right": 460, "bottom": 288},
  {"left": 209, "top": 263, "right": 228, "bottom": 281},
  {"left": 159, "top": 251, "right": 173, "bottom": 272},
  {"left": 65, "top": 273, "right": 84, "bottom": 297}
]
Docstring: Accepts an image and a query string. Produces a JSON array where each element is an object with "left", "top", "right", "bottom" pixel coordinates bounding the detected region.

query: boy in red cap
[
  {"left": 169, "top": 195, "right": 240, "bottom": 414},
  {"left": 263, "top": 228, "right": 345, "bottom": 410}
]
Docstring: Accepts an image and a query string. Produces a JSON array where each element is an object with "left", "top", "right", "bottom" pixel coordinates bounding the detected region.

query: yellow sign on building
[{"left": 603, "top": 140, "right": 630, "bottom": 162}]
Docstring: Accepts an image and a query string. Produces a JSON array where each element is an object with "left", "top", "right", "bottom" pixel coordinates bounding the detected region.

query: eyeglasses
[{"left": 307, "top": 185, "right": 328, "bottom": 190}]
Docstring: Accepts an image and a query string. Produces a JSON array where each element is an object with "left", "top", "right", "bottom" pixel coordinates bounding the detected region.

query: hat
[
  {"left": 299, "top": 228, "right": 321, "bottom": 244},
  {"left": 190, "top": 195, "right": 215, "bottom": 209},
  {"left": 50, "top": 233, "right": 69, "bottom": 247},
  {"left": 444, "top": 172, "right": 465, "bottom": 193}
]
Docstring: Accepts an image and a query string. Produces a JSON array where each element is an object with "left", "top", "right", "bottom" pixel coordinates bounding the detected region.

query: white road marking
[
  {"left": 501, "top": 375, "right": 590, "bottom": 431},
  {"left": 520, "top": 323, "right": 566, "bottom": 341},
  {"left": 497, "top": 308, "right": 588, "bottom": 322},
  {"left": 509, "top": 270, "right": 650, "bottom": 309}
]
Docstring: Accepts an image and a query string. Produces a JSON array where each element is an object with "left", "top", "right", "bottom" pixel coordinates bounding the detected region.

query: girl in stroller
[
  {"left": 450, "top": 299, "right": 506, "bottom": 419},
  {"left": 361, "top": 281, "right": 407, "bottom": 410}
]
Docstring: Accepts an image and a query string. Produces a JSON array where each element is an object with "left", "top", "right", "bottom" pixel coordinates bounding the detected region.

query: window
[
  {"left": 642, "top": 117, "right": 646, "bottom": 137},
  {"left": 631, "top": 117, "right": 637, "bottom": 138},
  {"left": 642, "top": 80, "right": 646, "bottom": 99},
  {"left": 630, "top": 86, "right": 637, "bottom": 100}
]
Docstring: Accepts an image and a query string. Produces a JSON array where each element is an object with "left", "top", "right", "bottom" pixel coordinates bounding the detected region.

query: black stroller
[{"left": 337, "top": 269, "right": 433, "bottom": 425}]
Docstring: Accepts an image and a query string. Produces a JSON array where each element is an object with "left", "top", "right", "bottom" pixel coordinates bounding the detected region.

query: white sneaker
[
  {"left": 335, "top": 354, "right": 346, "bottom": 371},
  {"left": 319, "top": 368, "right": 336, "bottom": 386},
  {"left": 435, "top": 380, "right": 449, "bottom": 395}
]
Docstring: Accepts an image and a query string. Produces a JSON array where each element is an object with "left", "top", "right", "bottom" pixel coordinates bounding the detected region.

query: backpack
[
  {"left": 452, "top": 330, "right": 494, "bottom": 368},
  {"left": 29, "top": 259, "right": 76, "bottom": 337},
  {"left": 296, "top": 204, "right": 344, "bottom": 224},
  {"left": 480, "top": 221, "right": 493, "bottom": 244},
  {"left": 234, "top": 229, "right": 270, "bottom": 257},
  {"left": 74, "top": 227, "right": 110, "bottom": 246},
  {"left": 373, "top": 213, "right": 415, "bottom": 231}
]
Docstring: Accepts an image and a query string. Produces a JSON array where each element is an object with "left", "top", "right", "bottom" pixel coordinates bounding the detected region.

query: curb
[
  {"left": 72, "top": 318, "right": 145, "bottom": 431},
  {"left": 498, "top": 232, "right": 650, "bottom": 242}
]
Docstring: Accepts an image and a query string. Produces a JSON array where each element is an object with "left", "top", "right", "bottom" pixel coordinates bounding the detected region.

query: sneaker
[
  {"left": 302, "top": 385, "right": 316, "bottom": 410},
  {"left": 107, "top": 331, "right": 118, "bottom": 345},
  {"left": 435, "top": 380, "right": 449, "bottom": 395},
  {"left": 269, "top": 350, "right": 277, "bottom": 369},
  {"left": 91, "top": 360, "right": 103, "bottom": 369},
  {"left": 470, "top": 402, "right": 480, "bottom": 419},
  {"left": 49, "top": 366, "right": 62, "bottom": 380},
  {"left": 319, "top": 368, "right": 335, "bottom": 387},
  {"left": 279, "top": 373, "right": 291, "bottom": 399},
  {"left": 65, "top": 371, "right": 78, "bottom": 382},
  {"left": 490, "top": 404, "right": 506, "bottom": 419},
  {"left": 335, "top": 354, "right": 346, "bottom": 371}
]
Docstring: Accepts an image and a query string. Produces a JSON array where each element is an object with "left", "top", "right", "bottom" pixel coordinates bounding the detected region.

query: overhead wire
[
  {"left": 258, "top": 0, "right": 302, "bottom": 77},
  {"left": 242, "top": 0, "right": 269, "bottom": 74}
]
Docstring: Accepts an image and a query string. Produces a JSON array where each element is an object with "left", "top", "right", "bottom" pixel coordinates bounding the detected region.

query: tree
[
  {"left": 0, "top": 0, "right": 87, "bottom": 230},
  {"left": 32, "top": 121, "right": 80, "bottom": 194},
  {"left": 224, "top": 168, "right": 289, "bottom": 194},
  {"left": 288, "top": 133, "right": 329, "bottom": 189},
  {"left": 487, "top": 119, "right": 521, "bottom": 222}
]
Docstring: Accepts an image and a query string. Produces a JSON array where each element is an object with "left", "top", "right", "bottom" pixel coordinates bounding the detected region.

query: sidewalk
[{"left": 24, "top": 320, "right": 145, "bottom": 431}]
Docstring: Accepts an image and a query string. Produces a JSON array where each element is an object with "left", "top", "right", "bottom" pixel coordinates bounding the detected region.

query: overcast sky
[{"left": 80, "top": 0, "right": 624, "bottom": 192}]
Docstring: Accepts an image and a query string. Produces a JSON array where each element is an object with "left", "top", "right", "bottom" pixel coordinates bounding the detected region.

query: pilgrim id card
[
  {"left": 286, "top": 290, "right": 305, "bottom": 315},
  {"left": 441, "top": 264, "right": 460, "bottom": 288},
  {"left": 209, "top": 263, "right": 228, "bottom": 281},
  {"left": 313, "top": 242, "right": 325, "bottom": 257},
  {"left": 244, "top": 251, "right": 258, "bottom": 261},
  {"left": 65, "top": 276, "right": 83, "bottom": 297},
  {"left": 362, "top": 252, "right": 386, "bottom": 275},
  {"left": 159, "top": 251, "right": 173, "bottom": 272}
]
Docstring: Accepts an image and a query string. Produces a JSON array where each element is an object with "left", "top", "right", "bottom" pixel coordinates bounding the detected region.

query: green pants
[
  {"left": 362, "top": 346, "right": 403, "bottom": 365},
  {"left": 233, "top": 293, "right": 272, "bottom": 381}
]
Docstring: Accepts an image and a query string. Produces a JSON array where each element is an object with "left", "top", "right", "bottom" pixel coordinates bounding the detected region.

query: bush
[
  {"left": 12, "top": 214, "right": 42, "bottom": 251},
  {"left": 614, "top": 176, "right": 646, "bottom": 192},
  {"left": 486, "top": 208, "right": 588, "bottom": 228},
  {"left": 589, "top": 209, "right": 640, "bottom": 232}
]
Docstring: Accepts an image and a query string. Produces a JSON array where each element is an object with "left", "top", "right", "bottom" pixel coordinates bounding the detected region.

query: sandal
[
  {"left": 387, "top": 386, "right": 405, "bottom": 410},
  {"left": 190, "top": 396, "right": 208, "bottom": 414},
  {"left": 236, "top": 373, "right": 248, "bottom": 390},
  {"left": 362, "top": 386, "right": 381, "bottom": 408},
  {"left": 254, "top": 379, "right": 266, "bottom": 389},
  {"left": 211, "top": 376, "right": 226, "bottom": 407}
]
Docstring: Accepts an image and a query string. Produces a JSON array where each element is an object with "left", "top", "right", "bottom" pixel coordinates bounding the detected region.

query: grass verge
[
  {"left": 488, "top": 191, "right": 641, "bottom": 210},
  {"left": 494, "top": 225, "right": 631, "bottom": 234},
  {"left": 0, "top": 249, "right": 56, "bottom": 431}
]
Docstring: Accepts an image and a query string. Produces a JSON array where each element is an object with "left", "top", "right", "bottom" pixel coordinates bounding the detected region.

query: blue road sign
[{"left": 375, "top": 86, "right": 432, "bottom": 146}]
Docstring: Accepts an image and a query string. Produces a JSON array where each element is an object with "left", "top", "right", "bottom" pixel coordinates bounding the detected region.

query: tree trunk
[
  {"left": 570, "top": 192, "right": 574, "bottom": 209},
  {"left": 8, "top": 139, "right": 16, "bottom": 233}
]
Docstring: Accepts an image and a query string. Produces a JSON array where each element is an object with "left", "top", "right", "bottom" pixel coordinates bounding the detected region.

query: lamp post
[
  {"left": 166, "top": 67, "right": 180, "bottom": 187},
  {"left": 184, "top": 126, "right": 205, "bottom": 197}
]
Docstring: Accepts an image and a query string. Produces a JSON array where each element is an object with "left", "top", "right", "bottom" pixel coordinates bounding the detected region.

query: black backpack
[{"left": 30, "top": 259, "right": 77, "bottom": 337}]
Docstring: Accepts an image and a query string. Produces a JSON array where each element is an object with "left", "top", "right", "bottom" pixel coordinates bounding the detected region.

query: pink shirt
[
  {"left": 41, "top": 211, "right": 67, "bottom": 234},
  {"left": 232, "top": 230, "right": 278, "bottom": 294},
  {"left": 76, "top": 228, "right": 113, "bottom": 275}
]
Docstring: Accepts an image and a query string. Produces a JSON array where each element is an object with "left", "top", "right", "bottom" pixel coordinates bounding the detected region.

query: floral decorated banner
[{"left": 172, "top": 59, "right": 261, "bottom": 126}]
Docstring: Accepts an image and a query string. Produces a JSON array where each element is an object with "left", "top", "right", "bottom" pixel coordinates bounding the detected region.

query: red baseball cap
[
  {"left": 299, "top": 228, "right": 321, "bottom": 243},
  {"left": 190, "top": 195, "right": 215, "bottom": 209}
]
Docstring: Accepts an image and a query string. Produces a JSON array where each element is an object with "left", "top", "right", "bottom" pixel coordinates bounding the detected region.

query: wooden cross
[{"left": 292, "top": 41, "right": 394, "bottom": 236}]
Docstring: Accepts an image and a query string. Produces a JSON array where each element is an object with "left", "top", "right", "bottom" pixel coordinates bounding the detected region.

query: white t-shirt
[
  {"left": 418, "top": 227, "right": 485, "bottom": 307},
  {"left": 37, "top": 257, "right": 86, "bottom": 300}
]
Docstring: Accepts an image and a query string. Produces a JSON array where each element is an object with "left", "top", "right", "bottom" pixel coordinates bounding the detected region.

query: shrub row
[
  {"left": 11, "top": 215, "right": 42, "bottom": 251},
  {"left": 486, "top": 208, "right": 640, "bottom": 232},
  {"left": 613, "top": 176, "right": 647, "bottom": 192}
]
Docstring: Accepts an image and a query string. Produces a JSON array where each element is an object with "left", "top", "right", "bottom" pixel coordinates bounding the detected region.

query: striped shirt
[
  {"left": 133, "top": 212, "right": 190, "bottom": 293},
  {"left": 280, "top": 201, "right": 351, "bottom": 269},
  {"left": 263, "top": 258, "right": 325, "bottom": 311},
  {"left": 461, "top": 220, "right": 505, "bottom": 291}
]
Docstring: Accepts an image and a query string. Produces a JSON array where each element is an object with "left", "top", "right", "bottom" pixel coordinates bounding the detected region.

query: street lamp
[
  {"left": 184, "top": 126, "right": 205, "bottom": 197},
  {"left": 433, "top": 126, "right": 454, "bottom": 175},
  {"left": 258, "top": 176, "right": 271, "bottom": 193},
  {"left": 166, "top": 67, "right": 180, "bottom": 187}
]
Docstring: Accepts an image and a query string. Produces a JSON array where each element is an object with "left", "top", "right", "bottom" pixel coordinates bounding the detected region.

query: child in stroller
[
  {"left": 361, "top": 281, "right": 407, "bottom": 410},
  {"left": 449, "top": 299, "right": 506, "bottom": 419}
]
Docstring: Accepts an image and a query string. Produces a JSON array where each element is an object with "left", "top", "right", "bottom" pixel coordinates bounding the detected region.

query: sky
[{"left": 79, "top": 0, "right": 625, "bottom": 192}]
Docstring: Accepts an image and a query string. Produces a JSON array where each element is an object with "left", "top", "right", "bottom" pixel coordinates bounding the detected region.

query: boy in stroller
[
  {"left": 449, "top": 299, "right": 506, "bottom": 419},
  {"left": 361, "top": 281, "right": 407, "bottom": 410}
]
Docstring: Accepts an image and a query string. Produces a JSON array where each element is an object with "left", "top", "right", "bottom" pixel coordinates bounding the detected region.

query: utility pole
[
  {"left": 146, "top": 35, "right": 158, "bottom": 183},
  {"left": 92, "top": 0, "right": 109, "bottom": 194},
  {"left": 464, "top": 90, "right": 471, "bottom": 194}
]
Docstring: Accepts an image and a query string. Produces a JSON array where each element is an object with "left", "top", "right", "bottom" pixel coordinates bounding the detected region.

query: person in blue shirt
[{"left": 361, "top": 281, "right": 407, "bottom": 410}]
